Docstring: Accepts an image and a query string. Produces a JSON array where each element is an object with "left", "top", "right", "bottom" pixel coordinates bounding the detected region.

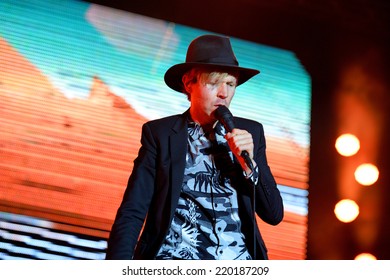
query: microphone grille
[
  {"left": 215, "top": 105, "right": 235, "bottom": 132},
  {"left": 215, "top": 105, "right": 232, "bottom": 120}
]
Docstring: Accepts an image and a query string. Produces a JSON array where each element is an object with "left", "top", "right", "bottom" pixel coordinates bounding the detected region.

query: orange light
[
  {"left": 335, "top": 134, "right": 360, "bottom": 156},
  {"left": 354, "top": 163, "right": 379, "bottom": 186},
  {"left": 334, "top": 199, "right": 359, "bottom": 223},
  {"left": 355, "top": 253, "right": 377, "bottom": 260}
]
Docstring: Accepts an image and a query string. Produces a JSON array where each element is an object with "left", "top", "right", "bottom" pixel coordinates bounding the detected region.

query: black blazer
[{"left": 105, "top": 110, "right": 284, "bottom": 260}]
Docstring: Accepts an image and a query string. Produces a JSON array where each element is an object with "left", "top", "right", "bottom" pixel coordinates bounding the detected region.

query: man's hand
[{"left": 225, "top": 128, "right": 256, "bottom": 175}]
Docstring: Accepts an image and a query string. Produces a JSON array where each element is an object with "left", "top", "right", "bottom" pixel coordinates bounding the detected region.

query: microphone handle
[{"left": 241, "top": 150, "right": 254, "bottom": 172}]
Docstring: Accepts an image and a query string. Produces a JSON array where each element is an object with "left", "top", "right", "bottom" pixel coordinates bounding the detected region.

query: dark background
[{"left": 85, "top": 0, "right": 390, "bottom": 259}]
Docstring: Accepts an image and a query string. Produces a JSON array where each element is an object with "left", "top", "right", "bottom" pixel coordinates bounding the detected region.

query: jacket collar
[{"left": 171, "top": 109, "right": 190, "bottom": 134}]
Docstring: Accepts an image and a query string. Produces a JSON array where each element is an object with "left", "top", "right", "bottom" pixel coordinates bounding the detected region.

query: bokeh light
[
  {"left": 354, "top": 163, "right": 379, "bottom": 186},
  {"left": 335, "top": 134, "right": 360, "bottom": 156},
  {"left": 355, "top": 253, "right": 377, "bottom": 260},
  {"left": 334, "top": 199, "right": 360, "bottom": 223}
]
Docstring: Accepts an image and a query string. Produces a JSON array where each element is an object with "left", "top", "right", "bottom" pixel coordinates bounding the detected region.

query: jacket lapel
[{"left": 168, "top": 111, "right": 188, "bottom": 216}]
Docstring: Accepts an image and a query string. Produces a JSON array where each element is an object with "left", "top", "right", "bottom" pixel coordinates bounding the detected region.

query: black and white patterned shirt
[{"left": 156, "top": 120, "right": 252, "bottom": 260}]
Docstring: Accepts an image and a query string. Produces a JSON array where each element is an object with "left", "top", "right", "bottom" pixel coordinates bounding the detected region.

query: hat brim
[{"left": 164, "top": 62, "right": 260, "bottom": 93}]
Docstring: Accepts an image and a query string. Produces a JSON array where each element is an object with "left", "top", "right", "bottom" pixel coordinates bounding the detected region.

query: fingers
[{"left": 225, "top": 128, "right": 254, "bottom": 159}]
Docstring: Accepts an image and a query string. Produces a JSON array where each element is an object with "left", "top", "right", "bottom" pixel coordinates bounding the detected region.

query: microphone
[{"left": 215, "top": 105, "right": 254, "bottom": 172}]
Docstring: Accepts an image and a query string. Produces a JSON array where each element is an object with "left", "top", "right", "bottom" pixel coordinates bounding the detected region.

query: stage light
[
  {"left": 334, "top": 199, "right": 359, "bottom": 223},
  {"left": 335, "top": 134, "right": 360, "bottom": 156},
  {"left": 354, "top": 163, "right": 379, "bottom": 186},
  {"left": 355, "top": 253, "right": 377, "bottom": 260}
]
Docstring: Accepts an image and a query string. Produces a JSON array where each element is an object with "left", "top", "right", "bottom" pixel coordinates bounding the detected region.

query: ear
[{"left": 182, "top": 77, "right": 193, "bottom": 94}]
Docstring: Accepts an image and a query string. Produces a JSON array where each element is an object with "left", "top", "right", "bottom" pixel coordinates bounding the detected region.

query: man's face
[{"left": 189, "top": 71, "right": 237, "bottom": 126}]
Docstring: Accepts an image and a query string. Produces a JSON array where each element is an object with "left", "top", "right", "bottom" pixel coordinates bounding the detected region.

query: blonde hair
[{"left": 181, "top": 67, "right": 239, "bottom": 101}]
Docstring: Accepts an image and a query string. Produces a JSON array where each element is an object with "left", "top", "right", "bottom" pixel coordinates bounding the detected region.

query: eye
[{"left": 205, "top": 80, "right": 218, "bottom": 87}]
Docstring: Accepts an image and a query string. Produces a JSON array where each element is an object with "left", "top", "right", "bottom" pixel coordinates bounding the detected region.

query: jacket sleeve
[
  {"left": 251, "top": 122, "right": 284, "bottom": 225},
  {"left": 105, "top": 122, "right": 157, "bottom": 259}
]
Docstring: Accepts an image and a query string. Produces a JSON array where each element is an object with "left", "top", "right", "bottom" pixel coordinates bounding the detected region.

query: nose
[{"left": 217, "top": 83, "right": 228, "bottom": 99}]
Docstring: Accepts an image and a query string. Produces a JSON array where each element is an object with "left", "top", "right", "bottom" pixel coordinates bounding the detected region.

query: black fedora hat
[{"left": 164, "top": 34, "right": 260, "bottom": 93}]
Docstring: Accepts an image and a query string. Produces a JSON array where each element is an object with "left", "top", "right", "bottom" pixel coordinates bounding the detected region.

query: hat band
[{"left": 188, "top": 57, "right": 239, "bottom": 67}]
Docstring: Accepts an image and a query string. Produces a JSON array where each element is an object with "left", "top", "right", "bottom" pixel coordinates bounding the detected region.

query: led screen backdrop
[{"left": 0, "top": 0, "right": 311, "bottom": 260}]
